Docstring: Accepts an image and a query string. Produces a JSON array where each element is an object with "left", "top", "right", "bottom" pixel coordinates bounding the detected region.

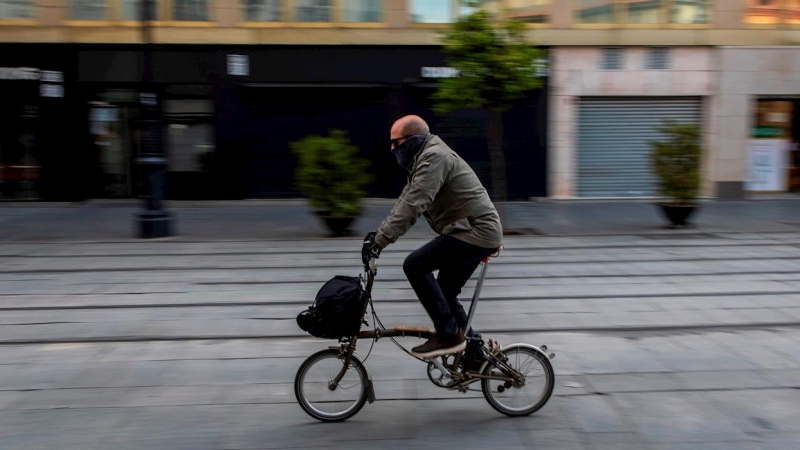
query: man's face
[{"left": 390, "top": 122, "right": 409, "bottom": 151}]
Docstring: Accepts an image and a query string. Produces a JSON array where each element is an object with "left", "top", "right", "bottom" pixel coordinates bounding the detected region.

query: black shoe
[{"left": 411, "top": 333, "right": 466, "bottom": 359}]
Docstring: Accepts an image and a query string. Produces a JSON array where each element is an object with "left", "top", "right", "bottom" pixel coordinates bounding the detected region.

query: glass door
[{"left": 88, "top": 94, "right": 139, "bottom": 198}]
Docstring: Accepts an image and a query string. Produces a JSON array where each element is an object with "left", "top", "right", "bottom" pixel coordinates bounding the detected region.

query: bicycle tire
[
  {"left": 481, "top": 344, "right": 555, "bottom": 417},
  {"left": 294, "top": 349, "right": 369, "bottom": 422}
]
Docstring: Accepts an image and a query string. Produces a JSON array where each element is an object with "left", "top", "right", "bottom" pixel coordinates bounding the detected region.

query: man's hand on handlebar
[{"left": 362, "top": 231, "right": 382, "bottom": 266}]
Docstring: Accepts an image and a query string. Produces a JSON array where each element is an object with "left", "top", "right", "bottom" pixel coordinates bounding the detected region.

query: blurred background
[
  {"left": 1, "top": 0, "right": 798, "bottom": 204},
  {"left": 1, "top": 1, "right": 800, "bottom": 449}
]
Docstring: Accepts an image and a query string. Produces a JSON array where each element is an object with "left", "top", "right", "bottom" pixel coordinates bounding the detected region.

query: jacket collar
[{"left": 407, "top": 134, "right": 438, "bottom": 174}]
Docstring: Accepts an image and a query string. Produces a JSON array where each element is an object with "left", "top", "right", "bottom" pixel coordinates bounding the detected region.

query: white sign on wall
[
  {"left": 0, "top": 67, "right": 40, "bottom": 80},
  {"left": 41, "top": 71, "right": 64, "bottom": 83},
  {"left": 227, "top": 54, "right": 249, "bottom": 76},
  {"left": 422, "top": 59, "right": 549, "bottom": 79},
  {"left": 746, "top": 139, "right": 789, "bottom": 191},
  {"left": 40, "top": 84, "right": 64, "bottom": 98},
  {"left": 421, "top": 67, "right": 460, "bottom": 78}
]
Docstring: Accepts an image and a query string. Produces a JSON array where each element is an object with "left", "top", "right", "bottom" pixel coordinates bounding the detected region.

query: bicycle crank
[{"left": 426, "top": 356, "right": 458, "bottom": 388}]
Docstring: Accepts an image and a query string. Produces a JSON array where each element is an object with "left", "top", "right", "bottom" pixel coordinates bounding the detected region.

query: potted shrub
[
  {"left": 649, "top": 121, "right": 702, "bottom": 227},
  {"left": 290, "top": 130, "right": 373, "bottom": 236}
]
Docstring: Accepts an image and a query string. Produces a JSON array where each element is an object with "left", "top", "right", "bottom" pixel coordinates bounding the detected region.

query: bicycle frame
[{"left": 329, "top": 253, "right": 519, "bottom": 392}]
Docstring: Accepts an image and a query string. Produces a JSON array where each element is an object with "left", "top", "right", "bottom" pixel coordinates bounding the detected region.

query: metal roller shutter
[{"left": 577, "top": 97, "right": 702, "bottom": 197}]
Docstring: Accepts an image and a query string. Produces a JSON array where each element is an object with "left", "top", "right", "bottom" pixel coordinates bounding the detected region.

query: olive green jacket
[{"left": 375, "top": 135, "right": 503, "bottom": 250}]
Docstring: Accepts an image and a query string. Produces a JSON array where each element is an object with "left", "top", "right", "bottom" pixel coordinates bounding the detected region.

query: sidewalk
[{"left": 0, "top": 197, "right": 798, "bottom": 242}]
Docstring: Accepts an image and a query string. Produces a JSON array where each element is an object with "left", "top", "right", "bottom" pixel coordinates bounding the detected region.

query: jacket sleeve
[{"left": 375, "top": 151, "right": 449, "bottom": 249}]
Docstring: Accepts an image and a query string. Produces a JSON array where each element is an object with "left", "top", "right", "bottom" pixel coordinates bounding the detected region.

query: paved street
[{"left": 1, "top": 200, "right": 799, "bottom": 449}]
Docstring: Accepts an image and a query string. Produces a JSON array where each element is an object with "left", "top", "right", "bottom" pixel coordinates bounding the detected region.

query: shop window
[
  {"left": 672, "top": 0, "right": 709, "bottom": 24},
  {"left": 71, "top": 0, "right": 107, "bottom": 20},
  {"left": 89, "top": 102, "right": 135, "bottom": 197},
  {"left": 164, "top": 100, "right": 214, "bottom": 174},
  {"left": 343, "top": 0, "right": 382, "bottom": 22},
  {"left": 749, "top": 100, "right": 796, "bottom": 193},
  {"left": 575, "top": 0, "right": 615, "bottom": 23},
  {"left": 174, "top": 0, "right": 209, "bottom": 20},
  {"left": 295, "top": 0, "right": 331, "bottom": 22},
  {"left": 243, "top": 0, "right": 281, "bottom": 21},
  {"left": 0, "top": 0, "right": 35, "bottom": 19},
  {"left": 504, "top": 0, "right": 550, "bottom": 24},
  {"left": 0, "top": 104, "right": 40, "bottom": 201}
]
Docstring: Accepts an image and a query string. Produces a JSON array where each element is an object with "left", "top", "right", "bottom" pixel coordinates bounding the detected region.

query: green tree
[{"left": 433, "top": 4, "right": 546, "bottom": 231}]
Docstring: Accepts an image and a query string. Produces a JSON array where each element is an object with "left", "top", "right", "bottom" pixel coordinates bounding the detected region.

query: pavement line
[
  {"left": 0, "top": 289, "right": 799, "bottom": 310},
  {"left": 2, "top": 271, "right": 797, "bottom": 287},
  {"left": 0, "top": 230, "right": 799, "bottom": 245},
  {"left": 1, "top": 387, "right": 799, "bottom": 412},
  {"left": 4, "top": 241, "right": 799, "bottom": 258},
  {"left": 191, "top": 269, "right": 800, "bottom": 283},
  {"left": 0, "top": 322, "right": 799, "bottom": 345},
  {"left": 5, "top": 266, "right": 800, "bottom": 278}
]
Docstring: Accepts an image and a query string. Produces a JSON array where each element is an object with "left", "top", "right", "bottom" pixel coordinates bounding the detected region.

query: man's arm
[{"left": 374, "top": 151, "right": 449, "bottom": 249}]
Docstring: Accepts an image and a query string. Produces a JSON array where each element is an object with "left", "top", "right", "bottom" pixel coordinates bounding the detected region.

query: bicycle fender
[
  {"left": 353, "top": 352, "right": 376, "bottom": 404},
  {"left": 479, "top": 343, "right": 555, "bottom": 374}
]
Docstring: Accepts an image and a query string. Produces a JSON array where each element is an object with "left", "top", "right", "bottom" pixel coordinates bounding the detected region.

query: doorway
[{"left": 87, "top": 90, "right": 140, "bottom": 198}]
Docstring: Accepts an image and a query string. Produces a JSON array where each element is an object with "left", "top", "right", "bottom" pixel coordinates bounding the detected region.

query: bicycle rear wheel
[
  {"left": 295, "top": 349, "right": 369, "bottom": 422},
  {"left": 481, "top": 344, "right": 554, "bottom": 417}
]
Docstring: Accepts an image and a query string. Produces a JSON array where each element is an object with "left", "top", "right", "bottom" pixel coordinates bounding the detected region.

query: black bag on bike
[{"left": 296, "top": 275, "right": 367, "bottom": 339}]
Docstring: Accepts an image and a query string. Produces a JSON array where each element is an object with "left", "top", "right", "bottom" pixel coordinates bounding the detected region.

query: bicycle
[{"left": 293, "top": 246, "right": 556, "bottom": 422}]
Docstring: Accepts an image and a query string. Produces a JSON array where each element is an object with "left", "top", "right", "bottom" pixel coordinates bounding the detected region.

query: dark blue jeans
[{"left": 403, "top": 235, "right": 498, "bottom": 339}]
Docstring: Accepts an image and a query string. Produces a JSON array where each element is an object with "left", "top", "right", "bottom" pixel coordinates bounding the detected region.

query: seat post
[{"left": 464, "top": 259, "right": 490, "bottom": 333}]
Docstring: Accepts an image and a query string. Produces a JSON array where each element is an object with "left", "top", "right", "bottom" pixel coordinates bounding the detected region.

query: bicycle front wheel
[
  {"left": 481, "top": 344, "right": 554, "bottom": 417},
  {"left": 294, "top": 349, "right": 369, "bottom": 422}
]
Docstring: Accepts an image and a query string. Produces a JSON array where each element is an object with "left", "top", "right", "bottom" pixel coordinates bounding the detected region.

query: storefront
[
  {"left": 548, "top": 46, "right": 714, "bottom": 198},
  {"left": 711, "top": 46, "right": 800, "bottom": 199},
  {"left": 746, "top": 99, "right": 800, "bottom": 193},
  {"left": 0, "top": 47, "right": 73, "bottom": 201},
  {"left": 576, "top": 97, "right": 702, "bottom": 197},
  {"left": 2, "top": 44, "right": 549, "bottom": 201},
  {"left": 75, "top": 47, "right": 218, "bottom": 200},
  {"left": 214, "top": 45, "right": 549, "bottom": 200}
]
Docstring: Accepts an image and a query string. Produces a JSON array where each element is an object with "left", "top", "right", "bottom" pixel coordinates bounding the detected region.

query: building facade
[
  {"left": 545, "top": 1, "right": 800, "bottom": 199},
  {"left": 0, "top": 1, "right": 799, "bottom": 201}
]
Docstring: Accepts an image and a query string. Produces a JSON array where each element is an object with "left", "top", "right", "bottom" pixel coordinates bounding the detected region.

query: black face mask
[{"left": 393, "top": 135, "right": 427, "bottom": 172}]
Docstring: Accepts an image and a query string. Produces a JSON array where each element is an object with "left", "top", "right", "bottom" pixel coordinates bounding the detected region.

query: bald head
[{"left": 391, "top": 115, "right": 430, "bottom": 141}]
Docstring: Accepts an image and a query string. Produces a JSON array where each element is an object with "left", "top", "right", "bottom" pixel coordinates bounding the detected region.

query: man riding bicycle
[{"left": 362, "top": 115, "right": 503, "bottom": 359}]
